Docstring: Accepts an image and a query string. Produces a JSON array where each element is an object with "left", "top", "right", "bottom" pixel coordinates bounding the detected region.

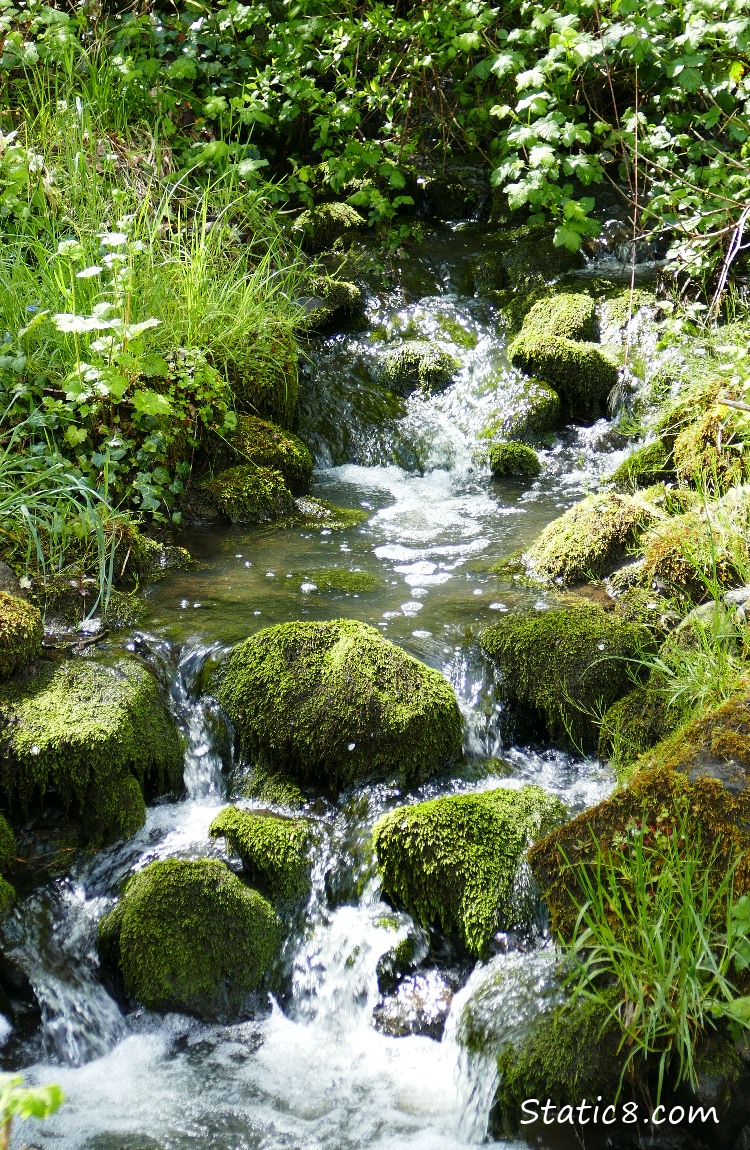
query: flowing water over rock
[{"left": 2, "top": 224, "right": 639, "bottom": 1149}]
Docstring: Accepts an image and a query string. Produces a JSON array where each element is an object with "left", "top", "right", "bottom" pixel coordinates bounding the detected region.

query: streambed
[{"left": 2, "top": 223, "right": 650, "bottom": 1149}]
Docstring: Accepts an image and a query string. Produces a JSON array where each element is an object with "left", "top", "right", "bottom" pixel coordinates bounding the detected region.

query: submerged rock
[
  {"left": 0, "top": 657, "right": 182, "bottom": 845},
  {"left": 200, "top": 465, "right": 295, "bottom": 525},
  {"left": 98, "top": 858, "right": 279, "bottom": 1019},
  {"left": 373, "top": 969, "right": 461, "bottom": 1039},
  {"left": 524, "top": 490, "right": 660, "bottom": 585},
  {"left": 297, "top": 275, "right": 364, "bottom": 331},
  {"left": 488, "top": 441, "right": 541, "bottom": 479},
  {"left": 378, "top": 341, "right": 460, "bottom": 396},
  {"left": 480, "top": 604, "right": 650, "bottom": 751},
  {"left": 293, "top": 202, "right": 365, "bottom": 253},
  {"left": 288, "top": 568, "right": 383, "bottom": 594},
  {"left": 216, "top": 619, "right": 462, "bottom": 793},
  {"left": 207, "top": 415, "right": 313, "bottom": 493},
  {"left": 372, "top": 785, "right": 566, "bottom": 958},
  {"left": 0, "top": 592, "right": 43, "bottom": 681},
  {"left": 209, "top": 805, "right": 311, "bottom": 902}
]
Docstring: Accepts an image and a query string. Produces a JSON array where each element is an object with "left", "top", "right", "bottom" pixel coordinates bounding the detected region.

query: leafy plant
[{"left": 0, "top": 1073, "right": 64, "bottom": 1149}]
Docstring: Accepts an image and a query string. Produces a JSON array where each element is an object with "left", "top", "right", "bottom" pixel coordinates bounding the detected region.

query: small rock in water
[{"left": 372, "top": 969, "right": 462, "bottom": 1040}]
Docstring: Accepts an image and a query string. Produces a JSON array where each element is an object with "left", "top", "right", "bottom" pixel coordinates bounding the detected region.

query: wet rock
[
  {"left": 488, "top": 441, "right": 541, "bottom": 479},
  {"left": 102, "top": 590, "right": 149, "bottom": 632},
  {"left": 378, "top": 340, "right": 460, "bottom": 396},
  {"left": 372, "top": 969, "right": 461, "bottom": 1039},
  {"left": 296, "top": 275, "right": 364, "bottom": 332},
  {"left": 470, "top": 224, "right": 584, "bottom": 296},
  {"left": 207, "top": 414, "right": 313, "bottom": 493},
  {"left": 0, "top": 592, "right": 42, "bottom": 681},
  {"left": 509, "top": 327, "right": 621, "bottom": 421},
  {"left": 479, "top": 375, "right": 563, "bottom": 444},
  {"left": 523, "top": 490, "right": 661, "bottom": 585},
  {"left": 216, "top": 619, "right": 463, "bottom": 793},
  {"left": 598, "top": 686, "right": 674, "bottom": 780},
  {"left": 0, "top": 656, "right": 182, "bottom": 846},
  {"left": 0, "top": 562, "right": 21, "bottom": 596},
  {"left": 209, "top": 805, "right": 312, "bottom": 903},
  {"left": 375, "top": 921, "right": 429, "bottom": 994},
  {"left": 373, "top": 785, "right": 566, "bottom": 958},
  {"left": 200, "top": 465, "right": 295, "bottom": 525},
  {"left": 480, "top": 604, "right": 651, "bottom": 751},
  {"left": 98, "top": 858, "right": 279, "bottom": 1020},
  {"left": 293, "top": 203, "right": 365, "bottom": 253},
  {"left": 291, "top": 497, "right": 370, "bottom": 530},
  {"left": 415, "top": 162, "right": 490, "bottom": 221}
]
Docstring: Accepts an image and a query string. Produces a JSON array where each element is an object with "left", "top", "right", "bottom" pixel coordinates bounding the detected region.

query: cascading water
[{"left": 1, "top": 222, "right": 649, "bottom": 1149}]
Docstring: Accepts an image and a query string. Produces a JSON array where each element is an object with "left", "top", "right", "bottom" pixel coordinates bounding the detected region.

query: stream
[{"left": 2, "top": 222, "right": 649, "bottom": 1149}]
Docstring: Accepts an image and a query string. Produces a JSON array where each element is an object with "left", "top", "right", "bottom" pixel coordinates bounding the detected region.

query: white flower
[{"left": 75, "top": 265, "right": 103, "bottom": 279}]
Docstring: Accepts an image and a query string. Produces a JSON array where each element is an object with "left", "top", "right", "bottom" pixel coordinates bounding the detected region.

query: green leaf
[
  {"left": 553, "top": 223, "right": 583, "bottom": 251},
  {"left": 132, "top": 390, "right": 173, "bottom": 417}
]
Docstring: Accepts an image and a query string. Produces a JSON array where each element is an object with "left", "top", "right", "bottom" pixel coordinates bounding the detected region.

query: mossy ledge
[
  {"left": 210, "top": 805, "right": 311, "bottom": 902},
  {"left": 98, "top": 858, "right": 279, "bottom": 1019},
  {"left": 480, "top": 604, "right": 651, "bottom": 751},
  {"left": 201, "top": 465, "right": 294, "bottom": 525},
  {"left": 208, "top": 414, "right": 313, "bottom": 493},
  {"left": 216, "top": 619, "right": 463, "bottom": 793},
  {"left": 373, "top": 785, "right": 566, "bottom": 958},
  {"left": 0, "top": 592, "right": 43, "bottom": 681}
]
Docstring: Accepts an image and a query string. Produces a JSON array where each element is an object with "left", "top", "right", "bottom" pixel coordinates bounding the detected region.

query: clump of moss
[
  {"left": 119, "top": 530, "right": 192, "bottom": 585},
  {"left": 0, "top": 876, "right": 15, "bottom": 917},
  {"left": 471, "top": 225, "right": 584, "bottom": 295},
  {"left": 200, "top": 465, "right": 294, "bottom": 525},
  {"left": 0, "top": 657, "right": 182, "bottom": 844},
  {"left": 488, "top": 441, "right": 541, "bottom": 479},
  {"left": 508, "top": 330, "right": 621, "bottom": 419},
  {"left": 518, "top": 293, "right": 597, "bottom": 343},
  {"left": 298, "top": 276, "right": 364, "bottom": 331},
  {"left": 490, "top": 993, "right": 623, "bottom": 1138},
  {"left": 294, "top": 203, "right": 365, "bottom": 252},
  {"left": 98, "top": 858, "right": 279, "bottom": 1019},
  {"left": 480, "top": 604, "right": 651, "bottom": 751},
  {"left": 609, "top": 439, "right": 674, "bottom": 491},
  {"left": 598, "top": 686, "right": 674, "bottom": 780},
  {"left": 524, "top": 491, "right": 660, "bottom": 585},
  {"left": 373, "top": 785, "right": 566, "bottom": 958},
  {"left": 210, "top": 806, "right": 311, "bottom": 902},
  {"left": 673, "top": 405, "right": 750, "bottom": 493},
  {"left": 379, "top": 341, "right": 460, "bottom": 396},
  {"left": 241, "top": 763, "right": 308, "bottom": 810},
  {"left": 103, "top": 591, "right": 149, "bottom": 631},
  {"left": 290, "top": 497, "right": 370, "bottom": 530},
  {"left": 84, "top": 773, "right": 147, "bottom": 847},
  {"left": 289, "top": 568, "right": 383, "bottom": 593},
  {"left": 0, "top": 813, "right": 15, "bottom": 873},
  {"left": 228, "top": 329, "right": 299, "bottom": 428},
  {"left": 529, "top": 764, "right": 750, "bottom": 939},
  {"left": 209, "top": 415, "right": 313, "bottom": 493},
  {"left": 216, "top": 619, "right": 463, "bottom": 793},
  {"left": 0, "top": 592, "right": 43, "bottom": 680},
  {"left": 478, "top": 377, "right": 562, "bottom": 443}
]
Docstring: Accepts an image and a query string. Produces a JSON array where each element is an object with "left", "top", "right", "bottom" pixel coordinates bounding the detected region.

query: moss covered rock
[
  {"left": 471, "top": 225, "right": 584, "bottom": 295},
  {"left": 373, "top": 785, "right": 566, "bottom": 958},
  {"left": 216, "top": 619, "right": 462, "bottom": 793},
  {"left": 298, "top": 276, "right": 364, "bottom": 331},
  {"left": 379, "top": 341, "right": 460, "bottom": 396},
  {"left": 228, "top": 329, "right": 299, "bottom": 428},
  {"left": 200, "top": 465, "right": 294, "bottom": 525},
  {"left": 0, "top": 592, "right": 43, "bottom": 680},
  {"left": 291, "top": 497, "right": 369, "bottom": 531},
  {"left": 289, "top": 568, "right": 383, "bottom": 593},
  {"left": 524, "top": 491, "right": 660, "bottom": 585},
  {"left": 210, "top": 805, "right": 311, "bottom": 902},
  {"left": 0, "top": 657, "right": 182, "bottom": 843},
  {"left": 489, "top": 994, "right": 623, "bottom": 1137},
  {"left": 610, "top": 438, "right": 674, "bottom": 491},
  {"left": 0, "top": 876, "right": 15, "bottom": 917},
  {"left": 480, "top": 604, "right": 651, "bottom": 750},
  {"left": 478, "top": 377, "right": 562, "bottom": 444},
  {"left": 241, "top": 763, "right": 307, "bottom": 810},
  {"left": 208, "top": 415, "right": 313, "bottom": 493},
  {"left": 598, "top": 685, "right": 674, "bottom": 780},
  {"left": 517, "top": 293, "right": 597, "bottom": 343},
  {"left": 488, "top": 441, "right": 541, "bottom": 479},
  {"left": 294, "top": 203, "right": 365, "bottom": 253},
  {"left": 636, "top": 692, "right": 750, "bottom": 795},
  {"left": 508, "top": 330, "right": 620, "bottom": 419},
  {"left": 673, "top": 405, "right": 750, "bottom": 493},
  {"left": 98, "top": 858, "right": 279, "bottom": 1018}
]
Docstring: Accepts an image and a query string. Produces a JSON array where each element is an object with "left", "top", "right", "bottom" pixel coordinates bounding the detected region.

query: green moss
[
  {"left": 673, "top": 405, "right": 750, "bottom": 493},
  {"left": 0, "top": 813, "right": 15, "bottom": 872},
  {"left": 209, "top": 415, "right": 313, "bottom": 493},
  {"left": 610, "top": 439, "right": 674, "bottom": 491},
  {"left": 0, "top": 657, "right": 182, "bottom": 841},
  {"left": 288, "top": 568, "right": 383, "bottom": 593},
  {"left": 490, "top": 994, "right": 623, "bottom": 1137},
  {"left": 524, "top": 491, "right": 660, "bottom": 585},
  {"left": 200, "top": 465, "right": 294, "bottom": 525},
  {"left": 488, "top": 441, "right": 541, "bottom": 479},
  {"left": 83, "top": 772, "right": 147, "bottom": 847},
  {"left": 0, "top": 591, "right": 43, "bottom": 680},
  {"left": 298, "top": 276, "right": 364, "bottom": 331},
  {"left": 103, "top": 591, "right": 149, "bottom": 631},
  {"left": 508, "top": 331, "right": 621, "bottom": 418},
  {"left": 379, "top": 341, "right": 460, "bottom": 396},
  {"left": 0, "top": 876, "right": 15, "bottom": 918},
  {"left": 210, "top": 805, "right": 311, "bottom": 902},
  {"left": 216, "top": 619, "right": 462, "bottom": 793},
  {"left": 375, "top": 929, "right": 428, "bottom": 994},
  {"left": 518, "top": 293, "right": 597, "bottom": 343},
  {"left": 288, "top": 497, "right": 370, "bottom": 530},
  {"left": 373, "top": 785, "right": 566, "bottom": 958},
  {"left": 98, "top": 858, "right": 279, "bottom": 1019},
  {"left": 598, "top": 686, "right": 674, "bottom": 781},
  {"left": 471, "top": 225, "right": 584, "bottom": 295},
  {"left": 478, "top": 377, "right": 562, "bottom": 444},
  {"left": 228, "top": 328, "right": 299, "bottom": 428},
  {"left": 241, "top": 763, "right": 308, "bottom": 809},
  {"left": 119, "top": 531, "right": 192, "bottom": 585},
  {"left": 636, "top": 693, "right": 750, "bottom": 792},
  {"left": 294, "top": 203, "right": 365, "bottom": 253},
  {"left": 480, "top": 604, "right": 651, "bottom": 751}
]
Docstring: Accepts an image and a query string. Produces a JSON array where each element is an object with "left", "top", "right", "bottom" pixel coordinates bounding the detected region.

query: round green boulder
[
  {"left": 488, "top": 442, "right": 541, "bottom": 479},
  {"left": 0, "top": 591, "right": 43, "bottom": 680},
  {"left": 216, "top": 619, "right": 463, "bottom": 792},
  {"left": 379, "top": 341, "right": 460, "bottom": 396}
]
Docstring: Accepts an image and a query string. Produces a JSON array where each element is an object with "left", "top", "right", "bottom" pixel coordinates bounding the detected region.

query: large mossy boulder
[
  {"left": 480, "top": 605, "right": 651, "bottom": 751},
  {"left": 488, "top": 441, "right": 541, "bottom": 479},
  {"left": 523, "top": 491, "right": 660, "bottom": 585},
  {"left": 479, "top": 376, "right": 562, "bottom": 444},
  {"left": 529, "top": 764, "right": 750, "bottom": 939},
  {"left": 209, "top": 806, "right": 311, "bottom": 902},
  {"left": 200, "top": 465, "right": 294, "bottom": 525},
  {"left": 208, "top": 415, "right": 313, "bottom": 493},
  {"left": 0, "top": 592, "right": 43, "bottom": 680},
  {"left": 216, "top": 619, "right": 462, "bottom": 793},
  {"left": 293, "top": 202, "right": 365, "bottom": 253},
  {"left": 0, "top": 657, "right": 182, "bottom": 844},
  {"left": 515, "top": 293, "right": 597, "bottom": 343},
  {"left": 597, "top": 685, "right": 674, "bottom": 780},
  {"left": 373, "top": 785, "right": 566, "bottom": 958},
  {"left": 98, "top": 858, "right": 279, "bottom": 1019},
  {"left": 610, "top": 438, "right": 674, "bottom": 491},
  {"left": 471, "top": 225, "right": 584, "bottom": 295},
  {"left": 379, "top": 341, "right": 460, "bottom": 396}
]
